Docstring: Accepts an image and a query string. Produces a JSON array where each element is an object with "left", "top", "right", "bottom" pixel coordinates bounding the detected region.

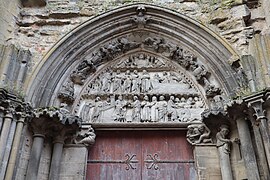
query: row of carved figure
[
  {"left": 88, "top": 70, "right": 188, "bottom": 94},
  {"left": 81, "top": 95, "right": 204, "bottom": 123}
]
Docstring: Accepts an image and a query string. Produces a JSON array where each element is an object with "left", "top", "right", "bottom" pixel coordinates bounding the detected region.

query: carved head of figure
[
  {"left": 175, "top": 98, "right": 180, "bottom": 103},
  {"left": 159, "top": 95, "right": 165, "bottom": 101},
  {"left": 144, "top": 95, "right": 149, "bottom": 101},
  {"left": 220, "top": 125, "right": 230, "bottom": 137},
  {"left": 95, "top": 97, "right": 101, "bottom": 102},
  {"left": 170, "top": 96, "right": 175, "bottom": 101},
  {"left": 116, "top": 69, "right": 121, "bottom": 74},
  {"left": 152, "top": 96, "right": 157, "bottom": 102},
  {"left": 126, "top": 70, "right": 130, "bottom": 74},
  {"left": 198, "top": 124, "right": 205, "bottom": 133},
  {"left": 142, "top": 69, "right": 147, "bottom": 74},
  {"left": 133, "top": 70, "right": 138, "bottom": 74},
  {"left": 181, "top": 97, "right": 186, "bottom": 102},
  {"left": 133, "top": 95, "right": 138, "bottom": 101},
  {"left": 118, "top": 95, "right": 123, "bottom": 101}
]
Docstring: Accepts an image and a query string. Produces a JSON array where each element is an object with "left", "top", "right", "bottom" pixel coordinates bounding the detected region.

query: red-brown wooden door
[{"left": 87, "top": 131, "right": 196, "bottom": 180}]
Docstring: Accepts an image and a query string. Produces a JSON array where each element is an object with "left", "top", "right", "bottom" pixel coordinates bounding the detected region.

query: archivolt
[{"left": 25, "top": 3, "right": 241, "bottom": 108}]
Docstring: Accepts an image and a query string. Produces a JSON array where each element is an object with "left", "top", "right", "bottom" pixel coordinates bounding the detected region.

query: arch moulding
[{"left": 25, "top": 3, "right": 244, "bottom": 128}]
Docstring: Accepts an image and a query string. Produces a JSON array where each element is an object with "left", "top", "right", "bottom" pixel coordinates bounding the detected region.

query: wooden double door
[{"left": 87, "top": 130, "right": 196, "bottom": 180}]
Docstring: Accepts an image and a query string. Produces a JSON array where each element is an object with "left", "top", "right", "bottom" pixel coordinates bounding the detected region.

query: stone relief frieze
[
  {"left": 79, "top": 94, "right": 205, "bottom": 123},
  {"left": 81, "top": 69, "right": 196, "bottom": 96}
]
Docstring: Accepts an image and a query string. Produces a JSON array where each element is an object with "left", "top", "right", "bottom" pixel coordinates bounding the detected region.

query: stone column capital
[
  {"left": 29, "top": 106, "right": 82, "bottom": 142},
  {"left": 244, "top": 93, "right": 266, "bottom": 123}
]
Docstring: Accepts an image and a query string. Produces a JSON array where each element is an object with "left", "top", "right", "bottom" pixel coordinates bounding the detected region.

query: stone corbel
[
  {"left": 74, "top": 126, "right": 96, "bottom": 147},
  {"left": 186, "top": 123, "right": 212, "bottom": 145}
]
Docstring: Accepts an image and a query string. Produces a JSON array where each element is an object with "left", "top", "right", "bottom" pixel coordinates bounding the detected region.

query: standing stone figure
[
  {"left": 157, "top": 96, "right": 167, "bottom": 122},
  {"left": 131, "top": 96, "right": 141, "bottom": 122},
  {"left": 113, "top": 95, "right": 127, "bottom": 122},
  {"left": 150, "top": 96, "right": 158, "bottom": 122},
  {"left": 167, "top": 96, "right": 177, "bottom": 121},
  {"left": 131, "top": 70, "right": 140, "bottom": 93},
  {"left": 141, "top": 70, "right": 152, "bottom": 93},
  {"left": 141, "top": 95, "right": 151, "bottom": 122},
  {"left": 91, "top": 97, "right": 103, "bottom": 122},
  {"left": 101, "top": 71, "right": 112, "bottom": 92},
  {"left": 216, "top": 125, "right": 233, "bottom": 180},
  {"left": 113, "top": 70, "right": 122, "bottom": 93},
  {"left": 123, "top": 70, "right": 132, "bottom": 93}
]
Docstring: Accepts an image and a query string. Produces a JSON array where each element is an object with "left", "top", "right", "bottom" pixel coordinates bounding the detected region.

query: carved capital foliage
[
  {"left": 0, "top": 88, "right": 33, "bottom": 121},
  {"left": 244, "top": 92, "right": 266, "bottom": 124},
  {"left": 29, "top": 105, "right": 82, "bottom": 141}
]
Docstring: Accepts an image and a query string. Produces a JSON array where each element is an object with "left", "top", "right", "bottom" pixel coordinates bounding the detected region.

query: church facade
[{"left": 0, "top": 0, "right": 270, "bottom": 179}]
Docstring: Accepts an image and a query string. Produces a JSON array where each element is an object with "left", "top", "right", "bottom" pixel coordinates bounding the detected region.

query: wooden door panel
[
  {"left": 87, "top": 131, "right": 196, "bottom": 180},
  {"left": 142, "top": 131, "right": 195, "bottom": 180},
  {"left": 87, "top": 131, "right": 141, "bottom": 180}
]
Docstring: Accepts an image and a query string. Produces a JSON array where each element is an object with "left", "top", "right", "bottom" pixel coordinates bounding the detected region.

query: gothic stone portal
[{"left": 87, "top": 131, "right": 196, "bottom": 180}]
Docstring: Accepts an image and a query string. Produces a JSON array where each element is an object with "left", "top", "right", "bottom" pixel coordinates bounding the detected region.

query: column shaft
[
  {"left": 49, "top": 142, "right": 64, "bottom": 180},
  {"left": 25, "top": 135, "right": 45, "bottom": 180},
  {"left": 5, "top": 118, "right": 25, "bottom": 180},
  {"left": 259, "top": 118, "right": 270, "bottom": 167},
  {"left": 0, "top": 111, "right": 4, "bottom": 132},
  {"left": 236, "top": 118, "right": 261, "bottom": 180},
  {"left": 253, "top": 125, "right": 270, "bottom": 179},
  {"left": 0, "top": 120, "right": 16, "bottom": 179},
  {"left": 0, "top": 113, "right": 13, "bottom": 169},
  {"left": 218, "top": 147, "right": 233, "bottom": 180}
]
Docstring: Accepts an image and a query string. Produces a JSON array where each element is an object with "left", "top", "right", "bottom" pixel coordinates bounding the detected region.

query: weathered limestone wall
[
  {"left": 11, "top": 0, "right": 267, "bottom": 73},
  {"left": 0, "top": 0, "right": 21, "bottom": 44},
  {"left": 59, "top": 145, "right": 88, "bottom": 180}
]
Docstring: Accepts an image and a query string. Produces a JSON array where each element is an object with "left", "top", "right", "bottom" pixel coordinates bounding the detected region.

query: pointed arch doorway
[{"left": 25, "top": 3, "right": 242, "bottom": 180}]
